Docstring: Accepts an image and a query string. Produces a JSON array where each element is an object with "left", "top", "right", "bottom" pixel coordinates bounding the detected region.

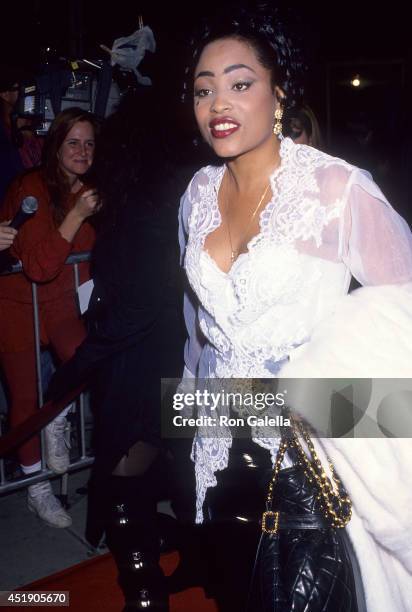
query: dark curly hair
[
  {"left": 92, "top": 86, "right": 194, "bottom": 230},
  {"left": 182, "top": 1, "right": 306, "bottom": 111}
]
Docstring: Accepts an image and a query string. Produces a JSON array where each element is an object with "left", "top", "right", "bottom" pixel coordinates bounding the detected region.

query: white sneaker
[
  {"left": 27, "top": 481, "right": 72, "bottom": 528},
  {"left": 45, "top": 414, "right": 71, "bottom": 474}
]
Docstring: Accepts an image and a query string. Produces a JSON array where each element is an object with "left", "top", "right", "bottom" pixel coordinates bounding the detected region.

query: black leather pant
[
  {"left": 203, "top": 438, "right": 273, "bottom": 611},
  {"left": 204, "top": 438, "right": 362, "bottom": 612}
]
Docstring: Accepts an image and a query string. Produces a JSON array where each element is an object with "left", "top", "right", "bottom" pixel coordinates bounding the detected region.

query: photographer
[{"left": 0, "top": 65, "right": 43, "bottom": 203}]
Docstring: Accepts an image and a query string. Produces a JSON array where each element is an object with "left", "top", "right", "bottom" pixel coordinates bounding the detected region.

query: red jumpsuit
[{"left": 0, "top": 169, "right": 95, "bottom": 465}]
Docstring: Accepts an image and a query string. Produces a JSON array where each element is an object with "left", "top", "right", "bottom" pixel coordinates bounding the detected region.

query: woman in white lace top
[{"left": 178, "top": 4, "right": 412, "bottom": 611}]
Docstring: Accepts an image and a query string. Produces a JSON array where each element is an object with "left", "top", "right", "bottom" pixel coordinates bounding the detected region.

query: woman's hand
[
  {"left": 72, "top": 188, "right": 100, "bottom": 221},
  {"left": 58, "top": 189, "right": 100, "bottom": 244},
  {"left": 0, "top": 221, "right": 17, "bottom": 251}
]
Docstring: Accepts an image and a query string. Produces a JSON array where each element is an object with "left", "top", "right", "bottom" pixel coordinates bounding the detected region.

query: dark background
[{"left": 1, "top": 1, "right": 411, "bottom": 218}]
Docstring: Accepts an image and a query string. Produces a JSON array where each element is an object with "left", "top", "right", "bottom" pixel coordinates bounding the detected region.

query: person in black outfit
[
  {"left": 49, "top": 87, "right": 197, "bottom": 611},
  {"left": 0, "top": 65, "right": 44, "bottom": 203}
]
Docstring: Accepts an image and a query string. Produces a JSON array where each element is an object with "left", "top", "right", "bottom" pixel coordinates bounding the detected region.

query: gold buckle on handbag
[{"left": 262, "top": 511, "right": 279, "bottom": 534}]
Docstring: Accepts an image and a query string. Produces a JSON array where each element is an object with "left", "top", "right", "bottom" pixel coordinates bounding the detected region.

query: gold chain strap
[{"left": 264, "top": 416, "right": 352, "bottom": 530}]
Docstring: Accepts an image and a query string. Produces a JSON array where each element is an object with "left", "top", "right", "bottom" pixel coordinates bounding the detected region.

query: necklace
[{"left": 226, "top": 179, "right": 271, "bottom": 264}]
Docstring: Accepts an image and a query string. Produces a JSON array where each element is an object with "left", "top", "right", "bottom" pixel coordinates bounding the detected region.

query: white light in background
[{"left": 351, "top": 75, "right": 361, "bottom": 87}]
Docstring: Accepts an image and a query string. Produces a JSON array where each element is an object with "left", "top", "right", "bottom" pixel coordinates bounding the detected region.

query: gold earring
[{"left": 273, "top": 106, "right": 283, "bottom": 138}]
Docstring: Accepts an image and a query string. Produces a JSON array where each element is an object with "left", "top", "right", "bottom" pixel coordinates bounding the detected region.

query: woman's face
[
  {"left": 57, "top": 121, "right": 95, "bottom": 180},
  {"left": 193, "top": 37, "right": 280, "bottom": 158},
  {"left": 0, "top": 83, "right": 19, "bottom": 109},
  {"left": 289, "top": 117, "right": 311, "bottom": 145}
]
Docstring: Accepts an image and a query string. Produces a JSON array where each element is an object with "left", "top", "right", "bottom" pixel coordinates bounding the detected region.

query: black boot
[{"left": 105, "top": 475, "right": 169, "bottom": 611}]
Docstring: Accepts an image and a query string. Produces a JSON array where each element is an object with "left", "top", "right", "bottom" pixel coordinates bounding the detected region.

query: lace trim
[{"left": 183, "top": 141, "right": 352, "bottom": 522}]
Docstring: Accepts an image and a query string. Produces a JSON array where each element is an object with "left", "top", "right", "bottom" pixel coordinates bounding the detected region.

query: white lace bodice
[{"left": 178, "top": 138, "right": 412, "bottom": 522}]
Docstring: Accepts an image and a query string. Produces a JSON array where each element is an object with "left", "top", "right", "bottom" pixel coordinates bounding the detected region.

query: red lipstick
[{"left": 209, "top": 117, "right": 240, "bottom": 139}]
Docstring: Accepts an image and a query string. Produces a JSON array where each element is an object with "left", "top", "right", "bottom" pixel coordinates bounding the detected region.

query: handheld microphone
[{"left": 10, "top": 196, "right": 38, "bottom": 230}]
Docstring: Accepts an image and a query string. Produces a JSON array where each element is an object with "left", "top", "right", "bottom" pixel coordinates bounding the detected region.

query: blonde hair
[{"left": 285, "top": 105, "right": 323, "bottom": 149}]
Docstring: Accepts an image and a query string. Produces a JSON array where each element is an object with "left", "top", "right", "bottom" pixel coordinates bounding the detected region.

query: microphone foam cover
[{"left": 21, "top": 196, "right": 39, "bottom": 215}]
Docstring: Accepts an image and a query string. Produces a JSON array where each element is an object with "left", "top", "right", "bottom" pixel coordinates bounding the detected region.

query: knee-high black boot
[{"left": 105, "top": 473, "right": 169, "bottom": 611}]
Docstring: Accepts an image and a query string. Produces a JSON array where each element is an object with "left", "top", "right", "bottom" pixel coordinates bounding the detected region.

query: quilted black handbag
[{"left": 248, "top": 420, "right": 358, "bottom": 612}]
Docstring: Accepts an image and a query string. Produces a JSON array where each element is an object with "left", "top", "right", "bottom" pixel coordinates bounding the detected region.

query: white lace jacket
[{"left": 178, "top": 137, "right": 412, "bottom": 523}]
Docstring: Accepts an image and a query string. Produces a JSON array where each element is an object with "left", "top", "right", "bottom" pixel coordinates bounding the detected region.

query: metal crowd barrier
[{"left": 0, "top": 252, "right": 94, "bottom": 496}]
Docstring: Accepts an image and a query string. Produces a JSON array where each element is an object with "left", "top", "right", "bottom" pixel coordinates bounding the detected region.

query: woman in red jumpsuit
[{"left": 0, "top": 107, "right": 99, "bottom": 527}]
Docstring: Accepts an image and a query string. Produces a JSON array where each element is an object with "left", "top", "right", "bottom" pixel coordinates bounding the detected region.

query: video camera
[{"left": 16, "top": 58, "right": 120, "bottom": 135}]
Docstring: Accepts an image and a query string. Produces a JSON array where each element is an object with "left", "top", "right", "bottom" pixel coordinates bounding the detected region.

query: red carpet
[{"left": 10, "top": 552, "right": 218, "bottom": 612}]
